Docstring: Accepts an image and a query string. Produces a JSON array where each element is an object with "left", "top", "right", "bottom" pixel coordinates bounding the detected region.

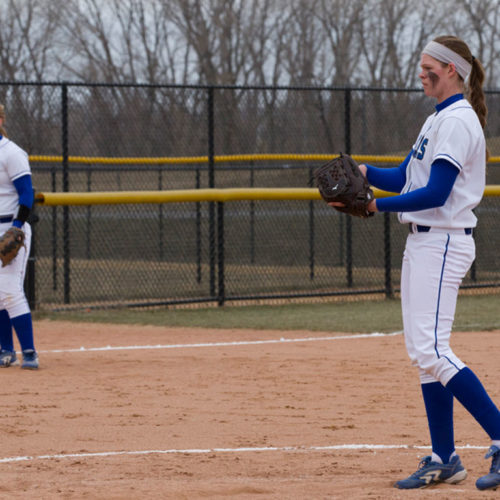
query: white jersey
[
  {"left": 398, "top": 97, "right": 486, "bottom": 228},
  {"left": 0, "top": 136, "right": 31, "bottom": 216}
]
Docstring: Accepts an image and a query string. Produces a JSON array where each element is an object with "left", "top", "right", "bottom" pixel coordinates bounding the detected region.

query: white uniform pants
[
  {"left": 401, "top": 229, "right": 475, "bottom": 385},
  {"left": 0, "top": 222, "right": 31, "bottom": 319}
]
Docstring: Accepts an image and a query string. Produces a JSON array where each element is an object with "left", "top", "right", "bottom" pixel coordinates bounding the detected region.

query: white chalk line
[
  {"left": 39, "top": 331, "right": 403, "bottom": 354},
  {"left": 0, "top": 443, "right": 487, "bottom": 464}
]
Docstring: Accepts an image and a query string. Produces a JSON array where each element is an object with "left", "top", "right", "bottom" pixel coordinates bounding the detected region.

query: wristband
[{"left": 13, "top": 204, "right": 31, "bottom": 226}]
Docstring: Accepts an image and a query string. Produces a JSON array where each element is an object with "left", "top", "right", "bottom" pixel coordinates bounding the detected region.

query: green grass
[{"left": 34, "top": 293, "right": 500, "bottom": 334}]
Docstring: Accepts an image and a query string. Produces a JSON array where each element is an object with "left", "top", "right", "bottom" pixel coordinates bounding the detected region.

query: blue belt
[
  {"left": 409, "top": 224, "right": 472, "bottom": 235},
  {"left": 0, "top": 215, "right": 13, "bottom": 224}
]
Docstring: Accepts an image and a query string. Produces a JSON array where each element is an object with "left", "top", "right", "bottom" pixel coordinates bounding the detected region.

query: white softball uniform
[
  {"left": 0, "top": 136, "right": 32, "bottom": 318},
  {"left": 399, "top": 97, "right": 486, "bottom": 385}
]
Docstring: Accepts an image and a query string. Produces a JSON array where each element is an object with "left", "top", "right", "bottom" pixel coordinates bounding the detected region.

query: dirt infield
[{"left": 1, "top": 320, "right": 499, "bottom": 499}]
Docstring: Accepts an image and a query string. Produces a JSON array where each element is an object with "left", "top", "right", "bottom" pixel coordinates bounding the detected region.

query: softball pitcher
[
  {"left": 0, "top": 104, "right": 38, "bottom": 370},
  {"left": 360, "top": 35, "right": 500, "bottom": 490}
]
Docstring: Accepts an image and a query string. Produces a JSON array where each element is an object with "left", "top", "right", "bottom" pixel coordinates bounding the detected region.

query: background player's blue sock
[
  {"left": 421, "top": 381, "right": 455, "bottom": 463},
  {"left": 11, "top": 313, "right": 35, "bottom": 351},
  {"left": 0, "top": 309, "right": 14, "bottom": 352},
  {"left": 446, "top": 367, "right": 500, "bottom": 440}
]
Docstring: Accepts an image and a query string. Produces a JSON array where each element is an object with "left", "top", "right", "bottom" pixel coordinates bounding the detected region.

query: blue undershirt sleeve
[
  {"left": 365, "top": 151, "right": 412, "bottom": 193},
  {"left": 13, "top": 174, "right": 34, "bottom": 208},
  {"left": 376, "top": 159, "right": 459, "bottom": 213},
  {"left": 12, "top": 174, "right": 34, "bottom": 228}
]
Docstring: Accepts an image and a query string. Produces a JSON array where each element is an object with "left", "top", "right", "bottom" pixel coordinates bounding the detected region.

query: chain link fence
[{"left": 0, "top": 82, "right": 498, "bottom": 309}]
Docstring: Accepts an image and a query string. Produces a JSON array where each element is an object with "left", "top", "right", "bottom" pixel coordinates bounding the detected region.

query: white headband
[{"left": 422, "top": 41, "right": 472, "bottom": 81}]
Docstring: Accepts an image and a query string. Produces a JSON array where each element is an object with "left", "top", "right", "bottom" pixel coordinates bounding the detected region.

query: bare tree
[
  {"left": 0, "top": 0, "right": 64, "bottom": 81},
  {"left": 59, "top": 0, "right": 181, "bottom": 83},
  {"left": 59, "top": 0, "right": 129, "bottom": 82},
  {"left": 314, "top": 0, "right": 365, "bottom": 86},
  {"left": 448, "top": 0, "right": 500, "bottom": 88},
  {"left": 279, "top": 0, "right": 322, "bottom": 86},
  {"left": 242, "top": 0, "right": 289, "bottom": 87},
  {"left": 356, "top": 0, "right": 449, "bottom": 87},
  {"left": 166, "top": 0, "right": 259, "bottom": 85}
]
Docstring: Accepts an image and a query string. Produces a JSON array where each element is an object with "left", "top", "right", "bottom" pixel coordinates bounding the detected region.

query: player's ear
[{"left": 448, "top": 63, "right": 457, "bottom": 77}]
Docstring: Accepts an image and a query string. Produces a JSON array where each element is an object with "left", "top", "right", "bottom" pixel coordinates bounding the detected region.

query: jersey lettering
[
  {"left": 413, "top": 136, "right": 423, "bottom": 159},
  {"left": 414, "top": 137, "right": 428, "bottom": 160}
]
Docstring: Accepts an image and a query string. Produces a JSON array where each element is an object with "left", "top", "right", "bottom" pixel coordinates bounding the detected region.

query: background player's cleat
[
  {"left": 0, "top": 349, "right": 19, "bottom": 367},
  {"left": 476, "top": 445, "right": 500, "bottom": 490},
  {"left": 21, "top": 349, "right": 38, "bottom": 370},
  {"left": 394, "top": 455, "right": 467, "bottom": 489}
]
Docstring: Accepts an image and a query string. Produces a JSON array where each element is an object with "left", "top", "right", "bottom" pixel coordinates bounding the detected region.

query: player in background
[
  {"left": 0, "top": 104, "right": 38, "bottom": 370},
  {"left": 358, "top": 36, "right": 500, "bottom": 490}
]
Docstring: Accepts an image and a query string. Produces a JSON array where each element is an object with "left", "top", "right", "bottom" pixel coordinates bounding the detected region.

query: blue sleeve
[
  {"left": 365, "top": 151, "right": 411, "bottom": 193},
  {"left": 12, "top": 174, "right": 34, "bottom": 228},
  {"left": 376, "top": 159, "right": 459, "bottom": 213},
  {"left": 13, "top": 174, "right": 34, "bottom": 208}
]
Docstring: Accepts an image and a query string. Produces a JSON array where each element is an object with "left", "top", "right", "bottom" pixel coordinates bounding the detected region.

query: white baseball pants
[
  {"left": 401, "top": 228, "right": 475, "bottom": 385},
  {"left": 0, "top": 222, "right": 31, "bottom": 319}
]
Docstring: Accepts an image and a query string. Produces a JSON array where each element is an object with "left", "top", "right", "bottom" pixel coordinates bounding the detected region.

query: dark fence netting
[{"left": 1, "top": 82, "right": 498, "bottom": 309}]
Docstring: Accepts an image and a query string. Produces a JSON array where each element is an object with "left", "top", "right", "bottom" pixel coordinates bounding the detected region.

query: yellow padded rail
[
  {"left": 28, "top": 154, "right": 500, "bottom": 164},
  {"left": 35, "top": 186, "right": 500, "bottom": 206}
]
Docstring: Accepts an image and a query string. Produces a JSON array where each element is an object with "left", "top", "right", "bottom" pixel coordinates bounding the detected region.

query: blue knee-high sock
[
  {"left": 0, "top": 309, "right": 14, "bottom": 352},
  {"left": 11, "top": 313, "right": 35, "bottom": 352},
  {"left": 446, "top": 367, "right": 500, "bottom": 440},
  {"left": 421, "top": 381, "right": 455, "bottom": 463}
]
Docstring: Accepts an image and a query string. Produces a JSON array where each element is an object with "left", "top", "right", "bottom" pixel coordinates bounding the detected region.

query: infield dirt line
[
  {"left": 36, "top": 330, "right": 404, "bottom": 354},
  {"left": 0, "top": 443, "right": 488, "bottom": 464}
]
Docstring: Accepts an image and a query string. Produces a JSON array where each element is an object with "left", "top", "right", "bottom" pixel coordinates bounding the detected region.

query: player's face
[{"left": 419, "top": 54, "right": 450, "bottom": 102}]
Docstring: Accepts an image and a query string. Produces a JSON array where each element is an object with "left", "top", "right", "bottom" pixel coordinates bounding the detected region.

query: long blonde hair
[{"left": 0, "top": 104, "right": 7, "bottom": 138}]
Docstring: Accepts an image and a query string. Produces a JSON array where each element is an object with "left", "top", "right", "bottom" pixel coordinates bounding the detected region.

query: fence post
[
  {"left": 51, "top": 165, "right": 57, "bottom": 291},
  {"left": 249, "top": 161, "right": 255, "bottom": 264},
  {"left": 195, "top": 167, "right": 202, "bottom": 283},
  {"left": 61, "top": 83, "right": 71, "bottom": 304},
  {"left": 85, "top": 165, "right": 92, "bottom": 259},
  {"left": 344, "top": 88, "right": 353, "bottom": 287},
  {"left": 217, "top": 201, "right": 225, "bottom": 306},
  {"left": 207, "top": 86, "right": 216, "bottom": 299},
  {"left": 346, "top": 218, "right": 353, "bottom": 287},
  {"left": 309, "top": 167, "right": 315, "bottom": 280},
  {"left": 158, "top": 163, "right": 164, "bottom": 260},
  {"left": 25, "top": 197, "right": 39, "bottom": 310}
]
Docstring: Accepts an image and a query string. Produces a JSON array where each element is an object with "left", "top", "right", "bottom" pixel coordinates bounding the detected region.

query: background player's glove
[
  {"left": 0, "top": 227, "right": 25, "bottom": 267},
  {"left": 314, "top": 153, "right": 374, "bottom": 218}
]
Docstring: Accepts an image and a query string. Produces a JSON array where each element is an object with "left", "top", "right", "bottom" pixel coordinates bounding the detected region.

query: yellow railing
[
  {"left": 28, "top": 153, "right": 500, "bottom": 164},
  {"left": 35, "top": 186, "right": 500, "bottom": 206}
]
